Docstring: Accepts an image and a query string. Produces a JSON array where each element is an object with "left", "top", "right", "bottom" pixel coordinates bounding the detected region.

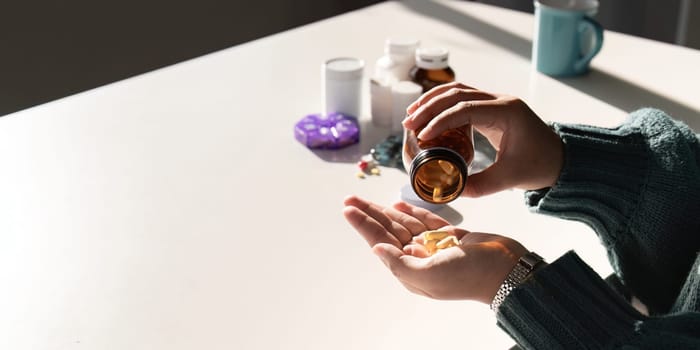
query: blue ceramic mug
[{"left": 532, "top": 0, "right": 603, "bottom": 76}]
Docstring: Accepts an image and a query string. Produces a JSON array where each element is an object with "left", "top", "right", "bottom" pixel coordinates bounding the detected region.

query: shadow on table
[
  {"left": 309, "top": 125, "right": 496, "bottom": 226},
  {"left": 435, "top": 205, "right": 464, "bottom": 225},
  {"left": 399, "top": 0, "right": 700, "bottom": 128}
]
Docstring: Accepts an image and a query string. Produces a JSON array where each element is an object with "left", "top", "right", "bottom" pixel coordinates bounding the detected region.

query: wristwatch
[{"left": 490, "top": 251, "right": 546, "bottom": 312}]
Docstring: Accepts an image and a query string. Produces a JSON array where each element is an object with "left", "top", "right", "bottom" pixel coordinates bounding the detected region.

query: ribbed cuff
[
  {"left": 496, "top": 251, "right": 643, "bottom": 349},
  {"left": 524, "top": 121, "right": 650, "bottom": 245},
  {"left": 524, "top": 109, "right": 700, "bottom": 314}
]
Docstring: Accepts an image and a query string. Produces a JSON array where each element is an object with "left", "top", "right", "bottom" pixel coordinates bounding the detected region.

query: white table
[{"left": 2, "top": 1, "right": 699, "bottom": 349}]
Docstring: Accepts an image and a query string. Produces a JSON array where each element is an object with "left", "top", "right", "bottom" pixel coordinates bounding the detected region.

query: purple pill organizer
[{"left": 294, "top": 112, "right": 360, "bottom": 149}]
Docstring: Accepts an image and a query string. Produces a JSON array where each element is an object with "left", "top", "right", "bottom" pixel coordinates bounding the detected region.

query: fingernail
[
  {"left": 373, "top": 245, "right": 385, "bottom": 256},
  {"left": 406, "top": 105, "right": 417, "bottom": 115}
]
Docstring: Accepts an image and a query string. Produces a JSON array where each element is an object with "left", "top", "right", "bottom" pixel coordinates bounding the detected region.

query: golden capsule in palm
[
  {"left": 424, "top": 239, "right": 438, "bottom": 254},
  {"left": 423, "top": 230, "right": 449, "bottom": 241},
  {"left": 436, "top": 236, "right": 459, "bottom": 249}
]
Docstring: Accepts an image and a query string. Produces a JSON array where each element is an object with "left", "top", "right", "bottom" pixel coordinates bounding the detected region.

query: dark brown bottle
[
  {"left": 410, "top": 47, "right": 456, "bottom": 92},
  {"left": 402, "top": 124, "right": 474, "bottom": 204}
]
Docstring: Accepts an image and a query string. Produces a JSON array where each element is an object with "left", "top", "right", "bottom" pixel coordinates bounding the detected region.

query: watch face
[{"left": 520, "top": 252, "right": 544, "bottom": 269}]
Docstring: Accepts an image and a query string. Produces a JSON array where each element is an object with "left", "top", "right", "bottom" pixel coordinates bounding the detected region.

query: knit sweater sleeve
[
  {"left": 524, "top": 108, "right": 700, "bottom": 314},
  {"left": 496, "top": 108, "right": 700, "bottom": 348},
  {"left": 496, "top": 251, "right": 700, "bottom": 349}
]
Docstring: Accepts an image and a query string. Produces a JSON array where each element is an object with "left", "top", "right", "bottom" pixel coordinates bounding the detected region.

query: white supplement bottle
[
  {"left": 323, "top": 57, "right": 365, "bottom": 117},
  {"left": 371, "top": 38, "right": 419, "bottom": 127},
  {"left": 375, "top": 38, "right": 420, "bottom": 82},
  {"left": 391, "top": 81, "right": 422, "bottom": 134}
]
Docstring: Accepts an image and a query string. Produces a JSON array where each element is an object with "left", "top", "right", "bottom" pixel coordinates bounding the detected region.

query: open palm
[{"left": 343, "top": 195, "right": 527, "bottom": 304}]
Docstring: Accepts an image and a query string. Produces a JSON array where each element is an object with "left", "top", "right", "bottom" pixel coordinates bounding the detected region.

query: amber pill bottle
[
  {"left": 409, "top": 47, "right": 456, "bottom": 92},
  {"left": 402, "top": 125, "right": 474, "bottom": 204}
]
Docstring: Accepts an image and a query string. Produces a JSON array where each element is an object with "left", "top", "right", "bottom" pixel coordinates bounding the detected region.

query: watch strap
[{"left": 490, "top": 251, "right": 545, "bottom": 312}]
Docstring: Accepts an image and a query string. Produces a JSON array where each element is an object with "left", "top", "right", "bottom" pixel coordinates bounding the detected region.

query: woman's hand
[
  {"left": 403, "top": 82, "right": 564, "bottom": 197},
  {"left": 343, "top": 195, "right": 528, "bottom": 304}
]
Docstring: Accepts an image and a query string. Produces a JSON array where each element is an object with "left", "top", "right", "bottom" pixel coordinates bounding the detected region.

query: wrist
[
  {"left": 479, "top": 243, "right": 528, "bottom": 304},
  {"left": 536, "top": 129, "right": 565, "bottom": 190}
]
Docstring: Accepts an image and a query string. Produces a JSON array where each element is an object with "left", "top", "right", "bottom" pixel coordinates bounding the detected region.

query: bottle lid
[
  {"left": 385, "top": 38, "right": 420, "bottom": 56},
  {"left": 324, "top": 57, "right": 365, "bottom": 80},
  {"left": 415, "top": 47, "right": 449, "bottom": 70}
]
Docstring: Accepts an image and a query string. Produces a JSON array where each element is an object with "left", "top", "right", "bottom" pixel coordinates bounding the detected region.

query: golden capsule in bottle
[{"left": 403, "top": 125, "right": 474, "bottom": 204}]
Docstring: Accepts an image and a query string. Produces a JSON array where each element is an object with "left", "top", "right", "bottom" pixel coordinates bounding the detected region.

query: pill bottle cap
[
  {"left": 324, "top": 57, "right": 365, "bottom": 80},
  {"left": 415, "top": 47, "right": 449, "bottom": 70},
  {"left": 385, "top": 38, "right": 420, "bottom": 56}
]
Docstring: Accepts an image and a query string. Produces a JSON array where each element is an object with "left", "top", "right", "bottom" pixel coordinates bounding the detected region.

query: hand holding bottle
[{"left": 403, "top": 82, "right": 564, "bottom": 197}]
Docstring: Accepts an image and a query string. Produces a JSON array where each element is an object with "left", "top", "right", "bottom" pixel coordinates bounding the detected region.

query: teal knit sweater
[{"left": 496, "top": 108, "right": 700, "bottom": 349}]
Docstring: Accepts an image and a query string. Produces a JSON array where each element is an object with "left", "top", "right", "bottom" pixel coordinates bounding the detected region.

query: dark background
[
  {"left": 0, "top": 0, "right": 383, "bottom": 116},
  {"left": 1, "top": 0, "right": 698, "bottom": 117}
]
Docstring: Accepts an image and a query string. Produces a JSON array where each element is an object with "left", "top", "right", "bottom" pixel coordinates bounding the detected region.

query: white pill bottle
[
  {"left": 323, "top": 57, "right": 365, "bottom": 118},
  {"left": 375, "top": 38, "right": 420, "bottom": 82},
  {"left": 371, "top": 38, "right": 419, "bottom": 127}
]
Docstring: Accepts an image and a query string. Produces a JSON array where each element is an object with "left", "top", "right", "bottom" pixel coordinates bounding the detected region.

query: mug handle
[{"left": 574, "top": 16, "right": 604, "bottom": 73}]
